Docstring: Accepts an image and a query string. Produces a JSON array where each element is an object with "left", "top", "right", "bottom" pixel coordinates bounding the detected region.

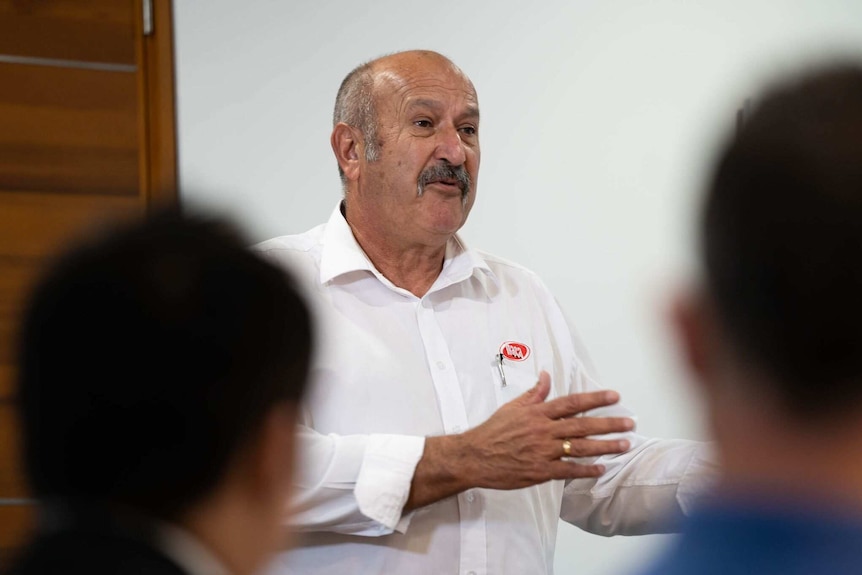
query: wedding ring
[{"left": 562, "top": 439, "right": 573, "bottom": 457}]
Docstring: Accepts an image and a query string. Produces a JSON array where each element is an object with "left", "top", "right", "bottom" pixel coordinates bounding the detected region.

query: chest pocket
[{"left": 491, "top": 348, "right": 543, "bottom": 406}]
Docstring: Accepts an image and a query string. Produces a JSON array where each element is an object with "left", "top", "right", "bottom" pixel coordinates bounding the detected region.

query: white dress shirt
[{"left": 257, "top": 204, "right": 715, "bottom": 575}]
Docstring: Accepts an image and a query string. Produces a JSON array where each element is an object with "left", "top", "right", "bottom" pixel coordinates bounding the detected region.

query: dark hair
[
  {"left": 17, "top": 210, "right": 312, "bottom": 520},
  {"left": 703, "top": 64, "right": 862, "bottom": 417}
]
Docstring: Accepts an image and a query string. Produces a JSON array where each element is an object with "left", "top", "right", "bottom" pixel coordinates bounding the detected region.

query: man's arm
[{"left": 289, "top": 371, "right": 634, "bottom": 535}]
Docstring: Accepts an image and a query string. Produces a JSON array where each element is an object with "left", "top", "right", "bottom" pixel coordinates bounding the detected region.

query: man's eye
[
  {"left": 414, "top": 120, "right": 433, "bottom": 128},
  {"left": 460, "top": 126, "right": 477, "bottom": 136}
]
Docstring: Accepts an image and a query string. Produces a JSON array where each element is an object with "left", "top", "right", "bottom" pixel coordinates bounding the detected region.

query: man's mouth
[{"left": 430, "top": 178, "right": 460, "bottom": 187}]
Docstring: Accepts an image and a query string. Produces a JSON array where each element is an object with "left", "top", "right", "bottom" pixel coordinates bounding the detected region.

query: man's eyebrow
[
  {"left": 462, "top": 105, "right": 480, "bottom": 121},
  {"left": 406, "top": 98, "right": 480, "bottom": 120}
]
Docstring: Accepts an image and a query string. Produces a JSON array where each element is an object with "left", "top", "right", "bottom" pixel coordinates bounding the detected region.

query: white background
[{"left": 174, "top": 2, "right": 862, "bottom": 573}]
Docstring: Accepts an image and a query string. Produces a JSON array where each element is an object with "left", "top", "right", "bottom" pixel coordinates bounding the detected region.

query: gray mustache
[{"left": 417, "top": 163, "right": 472, "bottom": 199}]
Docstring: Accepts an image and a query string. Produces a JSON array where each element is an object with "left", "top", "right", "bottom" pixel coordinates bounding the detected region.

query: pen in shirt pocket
[{"left": 496, "top": 353, "right": 507, "bottom": 387}]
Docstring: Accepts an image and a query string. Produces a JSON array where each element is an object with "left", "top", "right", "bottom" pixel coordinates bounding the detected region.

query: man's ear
[
  {"left": 331, "top": 123, "right": 362, "bottom": 183},
  {"left": 669, "top": 288, "right": 715, "bottom": 384}
]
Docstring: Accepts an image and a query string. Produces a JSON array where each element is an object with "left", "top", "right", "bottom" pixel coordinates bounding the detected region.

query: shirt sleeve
[
  {"left": 559, "top": 362, "right": 720, "bottom": 536},
  {"left": 288, "top": 424, "right": 426, "bottom": 536}
]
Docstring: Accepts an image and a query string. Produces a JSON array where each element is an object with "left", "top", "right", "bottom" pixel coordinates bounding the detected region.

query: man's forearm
[{"left": 404, "top": 434, "right": 474, "bottom": 511}]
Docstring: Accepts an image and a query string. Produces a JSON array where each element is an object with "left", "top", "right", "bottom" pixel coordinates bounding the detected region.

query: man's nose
[{"left": 435, "top": 124, "right": 467, "bottom": 166}]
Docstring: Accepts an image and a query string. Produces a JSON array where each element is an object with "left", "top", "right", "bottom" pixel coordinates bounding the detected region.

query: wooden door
[{"left": 0, "top": 0, "right": 177, "bottom": 561}]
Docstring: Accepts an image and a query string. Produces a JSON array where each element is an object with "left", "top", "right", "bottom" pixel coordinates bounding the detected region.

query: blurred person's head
[
  {"left": 17, "top": 210, "right": 313, "bottom": 574},
  {"left": 673, "top": 62, "right": 862, "bottom": 503},
  {"left": 673, "top": 63, "right": 862, "bottom": 504}
]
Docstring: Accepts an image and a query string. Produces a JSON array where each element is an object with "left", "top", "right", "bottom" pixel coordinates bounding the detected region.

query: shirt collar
[
  {"left": 318, "top": 202, "right": 379, "bottom": 284},
  {"left": 318, "top": 202, "right": 498, "bottom": 294}
]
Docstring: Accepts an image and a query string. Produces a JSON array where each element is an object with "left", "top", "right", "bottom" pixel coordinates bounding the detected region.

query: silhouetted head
[
  {"left": 17, "top": 210, "right": 313, "bottom": 522},
  {"left": 701, "top": 64, "right": 862, "bottom": 419}
]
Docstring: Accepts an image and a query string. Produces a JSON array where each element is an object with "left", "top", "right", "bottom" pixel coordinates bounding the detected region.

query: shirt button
[
  {"left": 436, "top": 361, "right": 446, "bottom": 370},
  {"left": 466, "top": 492, "right": 475, "bottom": 503}
]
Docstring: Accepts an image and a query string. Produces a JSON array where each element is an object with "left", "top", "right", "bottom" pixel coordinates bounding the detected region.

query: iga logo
[{"left": 500, "top": 341, "right": 530, "bottom": 362}]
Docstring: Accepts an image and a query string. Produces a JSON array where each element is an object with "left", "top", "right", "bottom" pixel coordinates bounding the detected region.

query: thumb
[{"left": 514, "top": 370, "right": 551, "bottom": 406}]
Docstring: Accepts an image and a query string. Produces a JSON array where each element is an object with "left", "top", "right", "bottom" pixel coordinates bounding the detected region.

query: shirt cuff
[{"left": 354, "top": 434, "right": 425, "bottom": 532}]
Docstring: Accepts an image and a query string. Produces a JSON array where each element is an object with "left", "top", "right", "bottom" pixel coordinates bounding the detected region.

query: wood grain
[
  {"left": 0, "top": 0, "right": 135, "bottom": 64},
  {"left": 0, "top": 63, "right": 140, "bottom": 196}
]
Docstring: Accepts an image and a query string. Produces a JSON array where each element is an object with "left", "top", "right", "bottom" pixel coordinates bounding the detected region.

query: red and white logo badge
[{"left": 500, "top": 341, "right": 530, "bottom": 362}]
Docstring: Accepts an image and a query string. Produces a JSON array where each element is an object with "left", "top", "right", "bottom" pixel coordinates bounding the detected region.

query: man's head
[
  {"left": 331, "top": 50, "right": 480, "bottom": 249},
  {"left": 675, "top": 64, "right": 862, "bottom": 430},
  {"left": 17, "top": 211, "right": 312, "bottom": 567}
]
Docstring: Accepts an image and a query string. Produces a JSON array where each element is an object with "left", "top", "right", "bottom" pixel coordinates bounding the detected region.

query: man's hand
[{"left": 405, "top": 371, "right": 634, "bottom": 510}]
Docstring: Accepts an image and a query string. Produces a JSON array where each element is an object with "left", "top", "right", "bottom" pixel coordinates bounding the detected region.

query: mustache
[{"left": 417, "top": 163, "right": 472, "bottom": 204}]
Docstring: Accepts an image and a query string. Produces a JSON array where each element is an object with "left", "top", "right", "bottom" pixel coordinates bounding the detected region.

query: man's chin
[{"left": 427, "top": 203, "right": 472, "bottom": 234}]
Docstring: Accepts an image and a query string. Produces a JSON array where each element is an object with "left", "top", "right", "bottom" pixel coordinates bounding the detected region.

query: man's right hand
[{"left": 405, "top": 371, "right": 634, "bottom": 510}]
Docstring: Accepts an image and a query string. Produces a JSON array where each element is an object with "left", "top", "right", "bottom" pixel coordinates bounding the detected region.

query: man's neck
[
  {"left": 716, "top": 403, "right": 862, "bottom": 513},
  {"left": 344, "top": 205, "right": 449, "bottom": 298}
]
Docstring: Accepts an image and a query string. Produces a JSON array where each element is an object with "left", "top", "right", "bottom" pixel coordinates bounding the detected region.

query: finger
[
  {"left": 557, "top": 437, "right": 630, "bottom": 459},
  {"left": 510, "top": 370, "right": 551, "bottom": 407},
  {"left": 541, "top": 389, "right": 621, "bottom": 419},
  {"left": 554, "top": 416, "right": 635, "bottom": 438}
]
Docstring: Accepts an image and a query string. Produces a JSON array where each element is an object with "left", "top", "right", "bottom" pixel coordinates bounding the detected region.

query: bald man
[{"left": 257, "top": 50, "right": 714, "bottom": 575}]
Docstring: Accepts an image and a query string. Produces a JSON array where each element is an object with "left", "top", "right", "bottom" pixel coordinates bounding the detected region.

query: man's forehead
[
  {"left": 372, "top": 52, "right": 476, "bottom": 92},
  {"left": 374, "top": 67, "right": 479, "bottom": 116}
]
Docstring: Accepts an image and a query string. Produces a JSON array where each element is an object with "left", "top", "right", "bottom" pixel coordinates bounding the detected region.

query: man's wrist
[{"left": 405, "top": 432, "right": 474, "bottom": 511}]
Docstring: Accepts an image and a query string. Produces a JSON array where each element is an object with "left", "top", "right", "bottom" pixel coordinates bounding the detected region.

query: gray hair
[{"left": 333, "top": 62, "right": 380, "bottom": 188}]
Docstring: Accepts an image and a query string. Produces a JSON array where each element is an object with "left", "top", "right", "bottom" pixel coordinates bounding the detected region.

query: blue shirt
[{"left": 636, "top": 498, "right": 862, "bottom": 575}]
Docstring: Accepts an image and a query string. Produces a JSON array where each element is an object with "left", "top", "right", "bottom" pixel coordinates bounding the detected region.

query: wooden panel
[
  {"left": 0, "top": 63, "right": 140, "bottom": 196},
  {"left": 0, "top": 365, "right": 33, "bottom": 558},
  {"left": 0, "top": 0, "right": 134, "bottom": 64},
  {"left": 143, "top": 0, "right": 179, "bottom": 208},
  {"left": 0, "top": 366, "right": 13, "bottom": 400},
  {"left": 0, "top": 259, "right": 38, "bottom": 368},
  {"left": 0, "top": 191, "right": 144, "bottom": 259},
  {"left": 0, "top": 403, "right": 26, "bottom": 499},
  {"left": 0, "top": 504, "right": 35, "bottom": 564},
  {"left": 0, "top": 0, "right": 177, "bottom": 560}
]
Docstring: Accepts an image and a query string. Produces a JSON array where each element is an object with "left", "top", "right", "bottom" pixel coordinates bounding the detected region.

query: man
[
  {"left": 636, "top": 64, "right": 862, "bottom": 574},
  {"left": 257, "top": 50, "right": 714, "bottom": 574},
  {"left": 9, "top": 212, "right": 313, "bottom": 575}
]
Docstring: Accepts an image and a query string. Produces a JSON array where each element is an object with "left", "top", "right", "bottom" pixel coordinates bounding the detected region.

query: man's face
[{"left": 356, "top": 55, "right": 480, "bottom": 248}]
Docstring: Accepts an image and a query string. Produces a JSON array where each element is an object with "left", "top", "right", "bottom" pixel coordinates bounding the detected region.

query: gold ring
[{"left": 562, "top": 439, "right": 573, "bottom": 457}]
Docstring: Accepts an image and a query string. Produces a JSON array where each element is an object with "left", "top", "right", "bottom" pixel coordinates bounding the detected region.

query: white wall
[{"left": 174, "top": 2, "right": 862, "bottom": 573}]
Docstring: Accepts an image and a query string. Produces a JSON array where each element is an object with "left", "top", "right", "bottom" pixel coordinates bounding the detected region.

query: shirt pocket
[{"left": 490, "top": 353, "right": 540, "bottom": 406}]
